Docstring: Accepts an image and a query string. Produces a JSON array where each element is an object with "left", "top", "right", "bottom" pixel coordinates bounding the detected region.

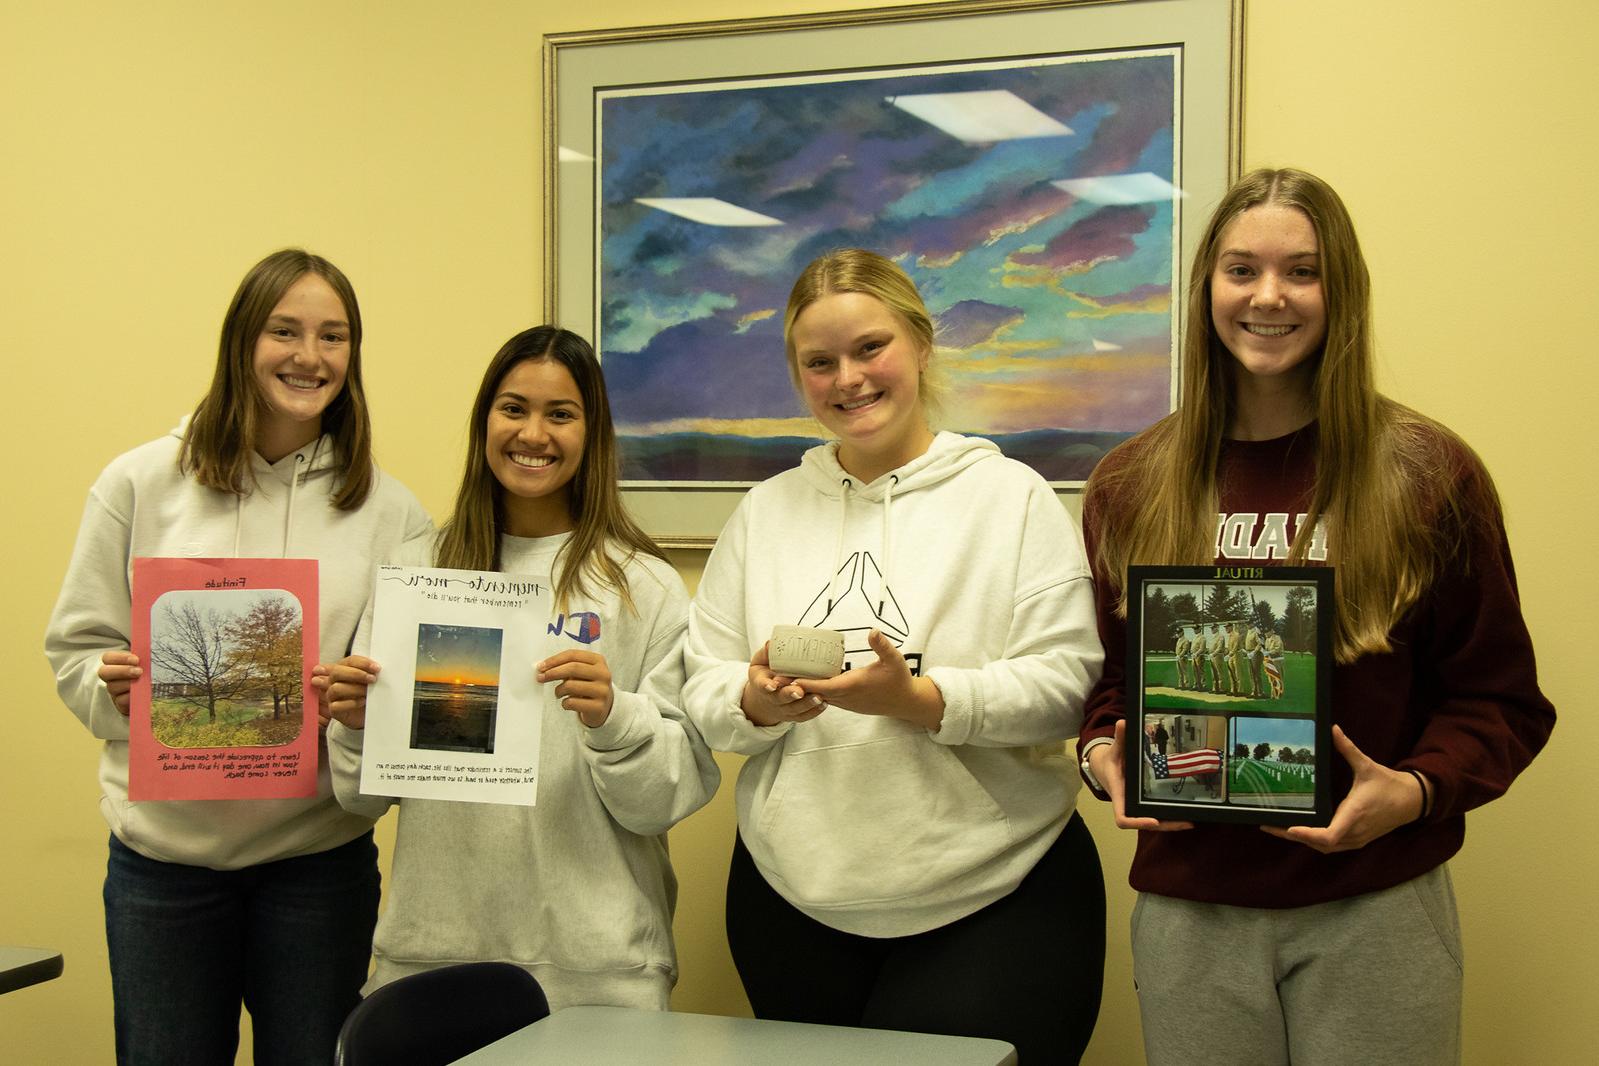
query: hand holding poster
[
  {"left": 129, "top": 558, "right": 320, "bottom": 800},
  {"left": 359, "top": 566, "right": 553, "bottom": 805}
]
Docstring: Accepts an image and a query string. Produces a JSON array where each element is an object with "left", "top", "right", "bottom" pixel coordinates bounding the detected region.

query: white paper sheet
[{"left": 360, "top": 566, "right": 554, "bottom": 805}]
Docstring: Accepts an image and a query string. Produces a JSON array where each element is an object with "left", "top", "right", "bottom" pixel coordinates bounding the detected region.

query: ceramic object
[{"left": 768, "top": 625, "right": 845, "bottom": 679}]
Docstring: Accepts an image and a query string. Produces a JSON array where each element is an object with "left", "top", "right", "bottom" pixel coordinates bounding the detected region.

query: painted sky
[
  {"left": 414, "top": 624, "right": 503, "bottom": 686},
  {"left": 598, "top": 50, "right": 1178, "bottom": 443}
]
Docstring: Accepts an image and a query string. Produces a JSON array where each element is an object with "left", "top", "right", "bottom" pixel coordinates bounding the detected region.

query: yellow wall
[{"left": 2, "top": 1, "right": 1592, "bottom": 1061}]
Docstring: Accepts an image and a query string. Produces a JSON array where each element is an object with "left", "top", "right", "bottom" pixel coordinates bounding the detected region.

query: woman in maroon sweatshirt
[{"left": 1077, "top": 168, "right": 1554, "bottom": 1065}]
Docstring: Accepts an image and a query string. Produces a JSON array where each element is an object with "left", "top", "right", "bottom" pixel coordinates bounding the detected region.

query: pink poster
[{"left": 128, "top": 558, "right": 319, "bottom": 800}]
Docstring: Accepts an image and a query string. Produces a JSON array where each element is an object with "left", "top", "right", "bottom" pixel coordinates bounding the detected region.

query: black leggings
[{"left": 726, "top": 813, "right": 1105, "bottom": 1064}]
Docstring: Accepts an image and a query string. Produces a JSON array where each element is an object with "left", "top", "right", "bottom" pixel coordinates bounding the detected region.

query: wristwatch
[{"left": 1079, "top": 736, "right": 1114, "bottom": 792}]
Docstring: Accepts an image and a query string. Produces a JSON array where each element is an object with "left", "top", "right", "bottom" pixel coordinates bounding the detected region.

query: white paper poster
[{"left": 360, "top": 566, "right": 553, "bottom": 805}]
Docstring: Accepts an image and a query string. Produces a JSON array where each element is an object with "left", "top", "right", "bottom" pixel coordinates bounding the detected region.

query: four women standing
[{"left": 46, "top": 168, "right": 1554, "bottom": 1064}]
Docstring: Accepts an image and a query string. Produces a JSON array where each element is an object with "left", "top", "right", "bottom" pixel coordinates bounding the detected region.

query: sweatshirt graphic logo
[
  {"left": 797, "top": 551, "right": 921, "bottom": 676},
  {"left": 1215, "top": 513, "right": 1329, "bottom": 561},
  {"left": 548, "top": 611, "right": 601, "bottom": 644}
]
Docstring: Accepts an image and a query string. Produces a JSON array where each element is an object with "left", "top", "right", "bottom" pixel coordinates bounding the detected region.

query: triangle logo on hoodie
[{"left": 795, "top": 552, "right": 920, "bottom": 675}]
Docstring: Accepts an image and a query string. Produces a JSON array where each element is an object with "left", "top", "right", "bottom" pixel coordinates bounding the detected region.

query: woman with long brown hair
[
  {"left": 319, "top": 326, "right": 718, "bottom": 1011},
  {"left": 46, "top": 249, "right": 432, "bottom": 1064},
  {"left": 1078, "top": 169, "right": 1555, "bottom": 1064}
]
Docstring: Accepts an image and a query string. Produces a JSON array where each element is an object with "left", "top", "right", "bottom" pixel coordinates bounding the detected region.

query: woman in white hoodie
[
  {"left": 45, "top": 249, "right": 432, "bottom": 1066},
  {"left": 683, "top": 249, "right": 1107, "bottom": 1063}
]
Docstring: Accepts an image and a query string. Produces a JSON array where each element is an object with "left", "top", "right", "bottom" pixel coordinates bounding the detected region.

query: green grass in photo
[
  {"left": 1142, "top": 651, "right": 1316, "bottom": 714},
  {"left": 151, "top": 698, "right": 303, "bottom": 748},
  {"left": 1229, "top": 757, "right": 1315, "bottom": 796}
]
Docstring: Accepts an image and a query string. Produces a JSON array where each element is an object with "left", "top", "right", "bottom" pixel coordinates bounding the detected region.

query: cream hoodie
[
  {"left": 327, "top": 533, "right": 720, "bottom": 1011},
  {"left": 684, "top": 432, "right": 1104, "bottom": 937},
  {"left": 45, "top": 426, "right": 433, "bottom": 869}
]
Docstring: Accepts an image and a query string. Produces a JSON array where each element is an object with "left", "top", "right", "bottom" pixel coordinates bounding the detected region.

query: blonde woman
[
  {"left": 684, "top": 250, "right": 1106, "bottom": 1063},
  {"left": 1078, "top": 169, "right": 1556, "bottom": 1065}
]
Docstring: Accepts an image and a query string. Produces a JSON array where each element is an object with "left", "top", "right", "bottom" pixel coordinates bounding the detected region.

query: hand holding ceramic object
[{"left": 768, "top": 625, "right": 845, "bottom": 679}]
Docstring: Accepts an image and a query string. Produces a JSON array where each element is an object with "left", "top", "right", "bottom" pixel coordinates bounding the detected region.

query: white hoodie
[
  {"left": 684, "top": 432, "right": 1104, "bottom": 937},
  {"left": 45, "top": 425, "right": 433, "bottom": 870}
]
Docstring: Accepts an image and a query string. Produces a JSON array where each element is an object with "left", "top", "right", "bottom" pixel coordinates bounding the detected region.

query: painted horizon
[{"left": 598, "top": 48, "right": 1180, "bottom": 485}]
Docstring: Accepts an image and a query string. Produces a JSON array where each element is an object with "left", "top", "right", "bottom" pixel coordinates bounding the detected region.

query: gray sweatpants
[{"left": 1131, "top": 865, "right": 1462, "bottom": 1065}]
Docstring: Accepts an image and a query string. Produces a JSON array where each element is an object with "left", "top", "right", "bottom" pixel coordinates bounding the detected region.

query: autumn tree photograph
[{"left": 147, "top": 589, "right": 307, "bottom": 748}]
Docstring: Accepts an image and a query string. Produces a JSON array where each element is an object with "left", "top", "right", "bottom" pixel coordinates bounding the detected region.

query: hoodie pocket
[{"left": 751, "top": 732, "right": 1013, "bottom": 908}]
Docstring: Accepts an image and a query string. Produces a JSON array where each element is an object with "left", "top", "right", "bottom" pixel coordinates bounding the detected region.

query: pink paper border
[{"left": 129, "top": 558, "right": 320, "bottom": 801}]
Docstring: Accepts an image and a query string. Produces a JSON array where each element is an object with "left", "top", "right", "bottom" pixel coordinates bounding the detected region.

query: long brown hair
[
  {"left": 433, "top": 326, "right": 663, "bottom": 611},
  {"left": 1088, "top": 168, "right": 1487, "bottom": 661},
  {"left": 180, "top": 249, "right": 374, "bottom": 509}
]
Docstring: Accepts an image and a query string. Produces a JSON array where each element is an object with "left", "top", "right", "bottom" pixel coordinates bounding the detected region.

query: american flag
[{"left": 1150, "top": 748, "right": 1222, "bottom": 779}]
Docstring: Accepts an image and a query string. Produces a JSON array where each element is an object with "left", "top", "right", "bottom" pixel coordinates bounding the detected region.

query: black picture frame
[{"left": 1123, "top": 564, "right": 1334, "bottom": 826}]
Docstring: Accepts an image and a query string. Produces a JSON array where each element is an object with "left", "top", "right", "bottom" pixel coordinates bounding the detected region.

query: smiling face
[
  {"left": 485, "top": 357, "right": 586, "bottom": 536},
  {"left": 251, "top": 272, "right": 350, "bottom": 460},
  {"left": 790, "top": 291, "right": 933, "bottom": 482},
  {"left": 1211, "top": 203, "right": 1327, "bottom": 396}
]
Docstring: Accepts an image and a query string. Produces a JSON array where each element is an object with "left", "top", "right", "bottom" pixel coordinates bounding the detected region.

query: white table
[
  {"left": 0, "top": 947, "right": 63, "bottom": 995},
  {"left": 456, "top": 1005, "right": 1018, "bottom": 1064}
]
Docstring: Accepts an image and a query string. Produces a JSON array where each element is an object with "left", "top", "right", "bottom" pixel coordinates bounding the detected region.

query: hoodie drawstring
[
  {"left": 826, "top": 477, "right": 853, "bottom": 612},
  {"left": 879, "top": 474, "right": 898, "bottom": 616},
  {"left": 824, "top": 473, "right": 898, "bottom": 618},
  {"left": 235, "top": 438, "right": 320, "bottom": 558},
  {"left": 284, "top": 451, "right": 306, "bottom": 555}
]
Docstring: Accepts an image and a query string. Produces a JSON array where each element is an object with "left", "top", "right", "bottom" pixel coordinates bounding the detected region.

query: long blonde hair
[
  {"left": 181, "top": 249, "right": 374, "bottom": 509},
  {"left": 433, "top": 326, "right": 663, "bottom": 612},
  {"left": 1087, "top": 168, "right": 1488, "bottom": 661}
]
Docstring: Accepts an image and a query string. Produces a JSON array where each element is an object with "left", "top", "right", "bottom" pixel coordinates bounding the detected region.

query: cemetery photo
[{"left": 1226, "top": 716, "right": 1317, "bottom": 810}]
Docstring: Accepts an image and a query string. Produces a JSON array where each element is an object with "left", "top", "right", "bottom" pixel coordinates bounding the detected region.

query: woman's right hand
[
  {"left": 312, "top": 656, "right": 381, "bottom": 730},
  {"left": 741, "top": 642, "right": 827, "bottom": 727},
  {"left": 1090, "top": 720, "right": 1195, "bottom": 832},
  {"left": 98, "top": 651, "right": 142, "bottom": 717}
]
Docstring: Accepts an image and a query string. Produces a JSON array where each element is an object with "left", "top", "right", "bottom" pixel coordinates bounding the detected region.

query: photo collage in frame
[{"left": 1124, "top": 565, "right": 1334, "bottom": 827}]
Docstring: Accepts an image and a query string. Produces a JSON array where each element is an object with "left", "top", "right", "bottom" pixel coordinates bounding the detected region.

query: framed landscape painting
[{"left": 545, "top": 0, "right": 1243, "bottom": 544}]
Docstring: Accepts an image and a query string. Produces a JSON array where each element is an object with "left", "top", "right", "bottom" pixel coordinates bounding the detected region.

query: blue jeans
[{"left": 105, "top": 831, "right": 380, "bottom": 1066}]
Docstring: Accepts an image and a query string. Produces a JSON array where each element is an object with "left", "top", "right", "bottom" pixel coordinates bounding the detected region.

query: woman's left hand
[
  {"left": 1262, "top": 725, "right": 1427, "bottom": 853},
  {"left": 538, "top": 650, "right": 615, "bottom": 728},
  {"left": 796, "top": 629, "right": 944, "bottom": 731}
]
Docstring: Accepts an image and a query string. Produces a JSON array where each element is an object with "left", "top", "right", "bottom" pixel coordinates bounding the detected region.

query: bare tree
[
  {"left": 149, "top": 601, "right": 248, "bottom": 722},
  {"left": 228, "top": 599, "right": 303, "bottom": 719}
]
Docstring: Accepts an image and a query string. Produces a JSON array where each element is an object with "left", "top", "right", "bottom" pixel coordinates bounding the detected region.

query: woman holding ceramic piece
[
  {"left": 683, "top": 249, "right": 1106, "bottom": 1063},
  {"left": 1078, "top": 169, "right": 1555, "bottom": 1064},
  {"left": 46, "top": 249, "right": 432, "bottom": 1065},
  {"left": 320, "top": 326, "right": 719, "bottom": 1011}
]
